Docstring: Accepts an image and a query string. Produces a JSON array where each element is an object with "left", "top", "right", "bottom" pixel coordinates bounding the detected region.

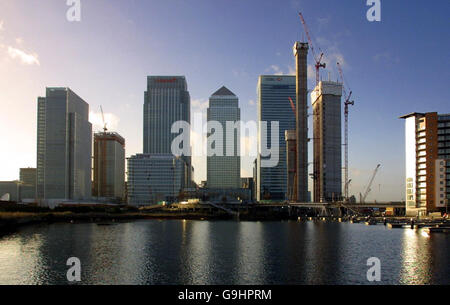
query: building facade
[
  {"left": 19, "top": 168, "right": 36, "bottom": 200},
  {"left": 400, "top": 112, "right": 450, "bottom": 216},
  {"left": 207, "top": 86, "right": 241, "bottom": 188},
  {"left": 257, "top": 76, "right": 296, "bottom": 201},
  {"left": 144, "top": 76, "right": 190, "bottom": 155},
  {"left": 293, "top": 42, "right": 309, "bottom": 202},
  {"left": 285, "top": 130, "right": 296, "bottom": 201},
  {"left": 311, "top": 81, "right": 343, "bottom": 202},
  {"left": 93, "top": 132, "right": 125, "bottom": 201},
  {"left": 36, "top": 88, "right": 92, "bottom": 202},
  {"left": 127, "top": 154, "right": 187, "bottom": 205}
]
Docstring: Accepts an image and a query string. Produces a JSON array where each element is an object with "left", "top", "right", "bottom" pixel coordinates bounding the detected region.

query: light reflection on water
[{"left": 0, "top": 220, "right": 448, "bottom": 285}]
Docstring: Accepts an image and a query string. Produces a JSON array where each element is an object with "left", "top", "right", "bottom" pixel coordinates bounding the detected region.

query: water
[{"left": 0, "top": 220, "right": 448, "bottom": 285}]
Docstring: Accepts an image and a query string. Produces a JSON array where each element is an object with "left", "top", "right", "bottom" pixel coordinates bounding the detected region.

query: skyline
[{"left": 1, "top": 1, "right": 449, "bottom": 202}]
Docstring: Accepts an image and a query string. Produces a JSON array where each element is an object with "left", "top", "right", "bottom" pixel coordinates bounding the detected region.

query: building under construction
[
  {"left": 293, "top": 41, "right": 309, "bottom": 202},
  {"left": 93, "top": 132, "right": 125, "bottom": 202},
  {"left": 311, "top": 81, "right": 343, "bottom": 202}
]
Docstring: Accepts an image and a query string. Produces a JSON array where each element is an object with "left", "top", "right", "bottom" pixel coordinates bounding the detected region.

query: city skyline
[{"left": 0, "top": 1, "right": 449, "bottom": 202}]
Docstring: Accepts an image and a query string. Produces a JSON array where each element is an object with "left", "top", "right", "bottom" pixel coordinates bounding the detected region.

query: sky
[{"left": 0, "top": 0, "right": 449, "bottom": 202}]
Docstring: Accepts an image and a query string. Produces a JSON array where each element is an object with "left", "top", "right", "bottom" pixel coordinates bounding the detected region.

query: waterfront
[{"left": 0, "top": 220, "right": 449, "bottom": 285}]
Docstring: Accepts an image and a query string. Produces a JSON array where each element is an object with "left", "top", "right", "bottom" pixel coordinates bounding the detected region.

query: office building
[
  {"left": 93, "top": 132, "right": 125, "bottom": 201},
  {"left": 293, "top": 42, "right": 309, "bottom": 202},
  {"left": 207, "top": 86, "right": 241, "bottom": 188},
  {"left": 0, "top": 181, "right": 21, "bottom": 202},
  {"left": 19, "top": 168, "right": 36, "bottom": 199},
  {"left": 143, "top": 76, "right": 190, "bottom": 154},
  {"left": 257, "top": 76, "right": 296, "bottom": 201},
  {"left": 127, "top": 154, "right": 187, "bottom": 205},
  {"left": 400, "top": 112, "right": 450, "bottom": 216},
  {"left": 311, "top": 81, "right": 343, "bottom": 202},
  {"left": 36, "top": 88, "right": 92, "bottom": 203}
]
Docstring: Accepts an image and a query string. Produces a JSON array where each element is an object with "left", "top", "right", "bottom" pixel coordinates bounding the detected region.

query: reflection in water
[
  {"left": 400, "top": 229, "right": 431, "bottom": 284},
  {"left": 0, "top": 221, "right": 448, "bottom": 285}
]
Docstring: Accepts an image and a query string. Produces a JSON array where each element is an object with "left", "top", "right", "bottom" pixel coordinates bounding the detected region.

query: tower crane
[
  {"left": 360, "top": 164, "right": 381, "bottom": 203},
  {"left": 298, "top": 12, "right": 326, "bottom": 86},
  {"left": 337, "top": 62, "right": 354, "bottom": 202},
  {"left": 100, "top": 105, "right": 107, "bottom": 132}
]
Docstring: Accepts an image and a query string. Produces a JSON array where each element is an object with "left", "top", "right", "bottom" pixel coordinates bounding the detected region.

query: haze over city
[{"left": 0, "top": 0, "right": 449, "bottom": 202}]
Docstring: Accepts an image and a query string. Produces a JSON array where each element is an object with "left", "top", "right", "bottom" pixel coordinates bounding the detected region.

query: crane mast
[
  {"left": 337, "top": 62, "right": 354, "bottom": 202},
  {"left": 298, "top": 12, "right": 326, "bottom": 86}
]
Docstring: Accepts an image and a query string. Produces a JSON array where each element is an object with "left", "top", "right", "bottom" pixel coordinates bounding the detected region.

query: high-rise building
[
  {"left": 19, "top": 168, "right": 36, "bottom": 200},
  {"left": 127, "top": 154, "right": 187, "bottom": 205},
  {"left": 143, "top": 76, "right": 190, "bottom": 154},
  {"left": 207, "top": 86, "right": 241, "bottom": 188},
  {"left": 36, "top": 88, "right": 92, "bottom": 202},
  {"left": 400, "top": 112, "right": 450, "bottom": 216},
  {"left": 257, "top": 76, "right": 296, "bottom": 201},
  {"left": 311, "top": 81, "right": 343, "bottom": 202},
  {"left": 127, "top": 76, "right": 192, "bottom": 205},
  {"left": 293, "top": 42, "right": 309, "bottom": 202},
  {"left": 93, "top": 132, "right": 125, "bottom": 201}
]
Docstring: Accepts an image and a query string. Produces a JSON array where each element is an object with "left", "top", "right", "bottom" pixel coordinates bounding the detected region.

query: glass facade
[{"left": 257, "top": 76, "right": 296, "bottom": 201}]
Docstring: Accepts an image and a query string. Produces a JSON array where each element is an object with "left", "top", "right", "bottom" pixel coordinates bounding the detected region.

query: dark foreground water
[{"left": 0, "top": 220, "right": 449, "bottom": 285}]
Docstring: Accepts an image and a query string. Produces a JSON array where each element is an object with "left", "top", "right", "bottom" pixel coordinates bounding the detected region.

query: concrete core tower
[{"left": 293, "top": 42, "right": 309, "bottom": 202}]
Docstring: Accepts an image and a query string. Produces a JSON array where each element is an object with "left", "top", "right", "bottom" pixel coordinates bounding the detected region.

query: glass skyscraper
[
  {"left": 257, "top": 76, "right": 296, "bottom": 201},
  {"left": 36, "top": 87, "right": 92, "bottom": 203},
  {"left": 128, "top": 76, "right": 192, "bottom": 205},
  {"left": 207, "top": 86, "right": 241, "bottom": 188}
]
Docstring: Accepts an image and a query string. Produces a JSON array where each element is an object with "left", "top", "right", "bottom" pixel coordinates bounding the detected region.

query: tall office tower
[
  {"left": 127, "top": 154, "right": 187, "bottom": 205},
  {"left": 311, "top": 81, "right": 343, "bottom": 202},
  {"left": 285, "top": 130, "right": 296, "bottom": 201},
  {"left": 400, "top": 112, "right": 450, "bottom": 216},
  {"left": 36, "top": 88, "right": 92, "bottom": 202},
  {"left": 143, "top": 76, "right": 192, "bottom": 186},
  {"left": 93, "top": 132, "right": 125, "bottom": 201},
  {"left": 206, "top": 86, "right": 241, "bottom": 188},
  {"left": 257, "top": 76, "right": 296, "bottom": 201},
  {"left": 19, "top": 167, "right": 36, "bottom": 200},
  {"left": 144, "top": 76, "right": 190, "bottom": 154},
  {"left": 293, "top": 42, "right": 309, "bottom": 202}
]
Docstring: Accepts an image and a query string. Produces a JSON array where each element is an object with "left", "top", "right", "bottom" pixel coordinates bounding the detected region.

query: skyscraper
[
  {"left": 93, "top": 132, "right": 125, "bottom": 201},
  {"left": 400, "top": 112, "right": 450, "bottom": 216},
  {"left": 207, "top": 86, "right": 241, "bottom": 188},
  {"left": 127, "top": 76, "right": 192, "bottom": 205},
  {"left": 257, "top": 76, "right": 296, "bottom": 201},
  {"left": 293, "top": 41, "right": 309, "bottom": 202},
  {"left": 143, "top": 76, "right": 190, "bottom": 154},
  {"left": 311, "top": 81, "right": 343, "bottom": 202},
  {"left": 36, "top": 88, "right": 92, "bottom": 202}
]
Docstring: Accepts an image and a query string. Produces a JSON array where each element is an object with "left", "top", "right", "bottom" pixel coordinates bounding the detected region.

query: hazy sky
[{"left": 0, "top": 0, "right": 449, "bottom": 202}]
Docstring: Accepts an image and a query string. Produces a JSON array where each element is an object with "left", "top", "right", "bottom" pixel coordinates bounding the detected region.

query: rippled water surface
[{"left": 0, "top": 220, "right": 448, "bottom": 284}]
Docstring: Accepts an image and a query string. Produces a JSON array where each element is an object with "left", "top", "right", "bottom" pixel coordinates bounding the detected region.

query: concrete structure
[
  {"left": 36, "top": 88, "right": 92, "bottom": 203},
  {"left": 285, "top": 130, "right": 296, "bottom": 201},
  {"left": 93, "top": 132, "right": 125, "bottom": 202},
  {"left": 400, "top": 112, "right": 450, "bottom": 216},
  {"left": 207, "top": 86, "right": 241, "bottom": 188},
  {"left": 127, "top": 154, "right": 187, "bottom": 205},
  {"left": 257, "top": 75, "right": 296, "bottom": 201},
  {"left": 311, "top": 81, "right": 343, "bottom": 202},
  {"left": 293, "top": 42, "right": 309, "bottom": 202},
  {"left": 19, "top": 168, "right": 36, "bottom": 200}
]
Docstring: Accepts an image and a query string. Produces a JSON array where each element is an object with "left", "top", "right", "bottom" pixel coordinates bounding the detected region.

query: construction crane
[
  {"left": 100, "top": 105, "right": 107, "bottom": 132},
  {"left": 298, "top": 12, "right": 326, "bottom": 86},
  {"left": 337, "top": 62, "right": 354, "bottom": 202},
  {"left": 360, "top": 164, "right": 381, "bottom": 203},
  {"left": 288, "top": 97, "right": 296, "bottom": 114}
]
